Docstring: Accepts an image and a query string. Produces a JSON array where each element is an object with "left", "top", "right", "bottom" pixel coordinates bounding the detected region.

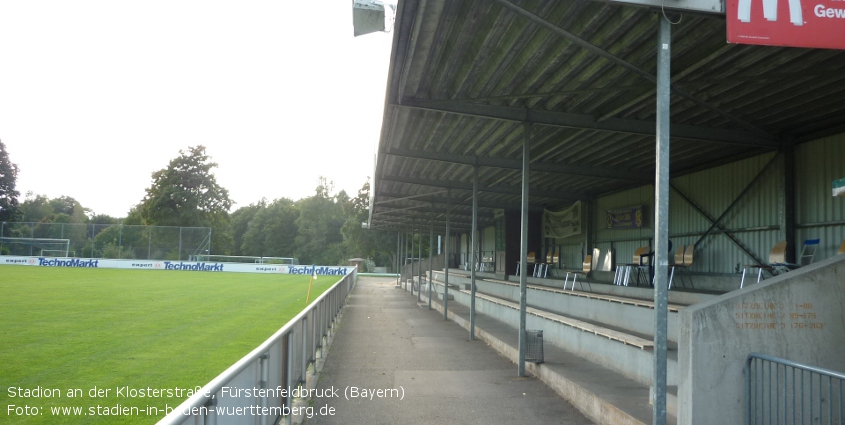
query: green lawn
[{"left": 0, "top": 266, "right": 339, "bottom": 424}]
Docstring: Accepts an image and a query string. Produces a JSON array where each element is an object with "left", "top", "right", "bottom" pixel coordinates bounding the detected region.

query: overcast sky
[{"left": 0, "top": 1, "right": 394, "bottom": 218}]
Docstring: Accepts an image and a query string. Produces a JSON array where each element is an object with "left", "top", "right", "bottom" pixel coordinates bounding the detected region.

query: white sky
[{"left": 0, "top": 1, "right": 394, "bottom": 218}]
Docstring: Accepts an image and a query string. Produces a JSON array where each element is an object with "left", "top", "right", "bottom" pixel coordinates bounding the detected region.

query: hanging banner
[
  {"left": 726, "top": 0, "right": 845, "bottom": 50},
  {"left": 543, "top": 201, "right": 581, "bottom": 239},
  {"left": 606, "top": 206, "right": 645, "bottom": 229}
]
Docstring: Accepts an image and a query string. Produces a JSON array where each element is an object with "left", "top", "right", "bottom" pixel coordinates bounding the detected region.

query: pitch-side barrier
[
  {"left": 156, "top": 267, "right": 356, "bottom": 425},
  {"left": 1, "top": 256, "right": 352, "bottom": 276}
]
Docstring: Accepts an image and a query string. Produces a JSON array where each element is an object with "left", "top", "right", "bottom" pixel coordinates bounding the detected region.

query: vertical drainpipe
[
  {"left": 518, "top": 122, "right": 531, "bottom": 377},
  {"left": 470, "top": 166, "right": 478, "bottom": 340},
  {"left": 653, "top": 14, "right": 672, "bottom": 425}
]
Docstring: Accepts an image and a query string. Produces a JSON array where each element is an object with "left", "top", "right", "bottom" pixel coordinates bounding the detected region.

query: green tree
[
  {"left": 241, "top": 198, "right": 299, "bottom": 258},
  {"left": 139, "top": 146, "right": 234, "bottom": 254},
  {"left": 340, "top": 178, "right": 397, "bottom": 269},
  {"left": 294, "top": 177, "right": 346, "bottom": 265},
  {"left": 230, "top": 200, "right": 266, "bottom": 256},
  {"left": 0, "top": 140, "right": 20, "bottom": 222},
  {"left": 19, "top": 193, "right": 52, "bottom": 222}
]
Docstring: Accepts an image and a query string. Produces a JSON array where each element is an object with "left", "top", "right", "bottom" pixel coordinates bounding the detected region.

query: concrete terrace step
[
  {"left": 415, "top": 288, "right": 676, "bottom": 425},
  {"left": 483, "top": 278, "right": 686, "bottom": 313},
  {"left": 432, "top": 269, "right": 717, "bottom": 306},
  {"left": 465, "top": 290, "right": 654, "bottom": 350},
  {"left": 427, "top": 280, "right": 678, "bottom": 387},
  {"left": 431, "top": 273, "right": 681, "bottom": 342}
]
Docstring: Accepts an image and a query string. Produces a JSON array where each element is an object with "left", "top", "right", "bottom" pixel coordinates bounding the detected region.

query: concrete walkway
[{"left": 306, "top": 276, "right": 593, "bottom": 425}]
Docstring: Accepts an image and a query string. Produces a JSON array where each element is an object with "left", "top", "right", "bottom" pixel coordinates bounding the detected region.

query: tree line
[{"left": 0, "top": 141, "right": 397, "bottom": 267}]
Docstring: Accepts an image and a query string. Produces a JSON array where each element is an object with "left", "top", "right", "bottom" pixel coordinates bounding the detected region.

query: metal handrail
[
  {"left": 746, "top": 352, "right": 845, "bottom": 425},
  {"left": 157, "top": 269, "right": 357, "bottom": 425}
]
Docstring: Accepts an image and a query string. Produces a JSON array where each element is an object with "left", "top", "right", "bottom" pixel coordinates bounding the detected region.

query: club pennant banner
[
  {"left": 606, "top": 206, "right": 645, "bottom": 229},
  {"left": 543, "top": 201, "right": 581, "bottom": 239}
]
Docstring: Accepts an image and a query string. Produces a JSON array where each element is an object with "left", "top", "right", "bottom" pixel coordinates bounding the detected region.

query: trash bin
[{"left": 525, "top": 330, "right": 544, "bottom": 363}]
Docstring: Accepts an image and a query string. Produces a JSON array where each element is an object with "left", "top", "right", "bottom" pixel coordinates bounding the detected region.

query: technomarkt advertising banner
[
  {"left": 727, "top": 0, "right": 845, "bottom": 49},
  {"left": 1, "top": 256, "right": 352, "bottom": 276}
]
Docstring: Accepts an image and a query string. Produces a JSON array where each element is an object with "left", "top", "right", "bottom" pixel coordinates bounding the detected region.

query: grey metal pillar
[
  {"left": 429, "top": 203, "right": 434, "bottom": 310},
  {"left": 518, "top": 123, "right": 531, "bottom": 377},
  {"left": 411, "top": 219, "right": 416, "bottom": 295},
  {"left": 470, "top": 166, "right": 478, "bottom": 340},
  {"left": 396, "top": 231, "right": 401, "bottom": 287},
  {"left": 652, "top": 15, "right": 671, "bottom": 425},
  {"left": 782, "top": 144, "right": 796, "bottom": 264},
  {"left": 418, "top": 219, "right": 423, "bottom": 302},
  {"left": 444, "top": 190, "right": 450, "bottom": 320}
]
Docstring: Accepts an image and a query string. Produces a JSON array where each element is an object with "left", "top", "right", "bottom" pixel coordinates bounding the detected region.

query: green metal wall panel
[{"left": 795, "top": 134, "right": 845, "bottom": 259}]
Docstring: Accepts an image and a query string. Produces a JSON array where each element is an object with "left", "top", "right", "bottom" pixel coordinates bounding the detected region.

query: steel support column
[
  {"left": 418, "top": 219, "right": 423, "bottom": 302},
  {"left": 411, "top": 219, "right": 416, "bottom": 295},
  {"left": 444, "top": 190, "right": 450, "bottom": 320},
  {"left": 652, "top": 15, "right": 671, "bottom": 425},
  {"left": 518, "top": 123, "right": 530, "bottom": 377},
  {"left": 429, "top": 203, "right": 434, "bottom": 310},
  {"left": 782, "top": 144, "right": 796, "bottom": 264},
  {"left": 470, "top": 166, "right": 478, "bottom": 340},
  {"left": 396, "top": 232, "right": 401, "bottom": 287}
]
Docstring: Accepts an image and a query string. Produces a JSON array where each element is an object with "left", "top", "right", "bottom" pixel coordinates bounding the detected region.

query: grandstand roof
[{"left": 369, "top": 0, "right": 845, "bottom": 232}]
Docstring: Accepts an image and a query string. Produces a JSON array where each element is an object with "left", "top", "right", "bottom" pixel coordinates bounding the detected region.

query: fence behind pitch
[{"left": 0, "top": 222, "right": 211, "bottom": 261}]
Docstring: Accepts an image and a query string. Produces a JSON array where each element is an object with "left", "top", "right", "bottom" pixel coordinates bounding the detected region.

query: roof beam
[
  {"left": 423, "top": 85, "right": 644, "bottom": 104},
  {"left": 489, "top": 0, "right": 779, "bottom": 140},
  {"left": 385, "top": 147, "right": 652, "bottom": 182},
  {"left": 378, "top": 191, "right": 546, "bottom": 211},
  {"left": 398, "top": 98, "right": 781, "bottom": 148},
  {"left": 381, "top": 174, "right": 585, "bottom": 200}
]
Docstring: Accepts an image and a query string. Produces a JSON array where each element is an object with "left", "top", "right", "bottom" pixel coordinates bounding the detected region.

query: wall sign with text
[
  {"left": 606, "top": 206, "right": 645, "bottom": 229},
  {"left": 727, "top": 0, "right": 845, "bottom": 49}
]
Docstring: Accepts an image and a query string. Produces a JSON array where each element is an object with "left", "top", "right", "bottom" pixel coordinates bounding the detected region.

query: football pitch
[{"left": 0, "top": 266, "right": 340, "bottom": 424}]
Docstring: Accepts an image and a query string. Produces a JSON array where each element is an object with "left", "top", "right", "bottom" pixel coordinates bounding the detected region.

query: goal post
[{"left": 0, "top": 237, "right": 70, "bottom": 257}]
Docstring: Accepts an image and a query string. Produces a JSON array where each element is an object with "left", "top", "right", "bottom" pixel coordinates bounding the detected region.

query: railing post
[
  {"left": 205, "top": 395, "right": 217, "bottom": 425},
  {"left": 311, "top": 308, "right": 317, "bottom": 363},
  {"left": 301, "top": 317, "right": 308, "bottom": 383},
  {"left": 260, "top": 353, "right": 269, "bottom": 425},
  {"left": 285, "top": 331, "right": 293, "bottom": 425}
]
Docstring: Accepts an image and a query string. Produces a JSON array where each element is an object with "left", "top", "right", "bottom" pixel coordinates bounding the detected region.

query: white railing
[{"left": 157, "top": 269, "right": 357, "bottom": 425}]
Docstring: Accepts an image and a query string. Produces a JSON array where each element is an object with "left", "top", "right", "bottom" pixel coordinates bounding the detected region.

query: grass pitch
[{"left": 0, "top": 266, "right": 340, "bottom": 424}]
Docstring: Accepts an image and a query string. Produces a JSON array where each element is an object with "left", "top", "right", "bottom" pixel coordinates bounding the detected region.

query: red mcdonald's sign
[{"left": 727, "top": 0, "right": 845, "bottom": 49}]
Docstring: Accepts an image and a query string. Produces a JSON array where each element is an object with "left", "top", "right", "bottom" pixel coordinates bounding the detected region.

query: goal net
[{"left": 0, "top": 237, "right": 70, "bottom": 257}]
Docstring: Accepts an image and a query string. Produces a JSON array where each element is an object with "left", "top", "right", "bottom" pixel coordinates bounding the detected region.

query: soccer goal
[
  {"left": 192, "top": 255, "right": 299, "bottom": 265},
  {"left": 0, "top": 237, "right": 70, "bottom": 257}
]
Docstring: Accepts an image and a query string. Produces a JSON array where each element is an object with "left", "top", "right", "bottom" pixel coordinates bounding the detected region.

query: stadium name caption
[
  {"left": 216, "top": 385, "right": 403, "bottom": 400},
  {"left": 7, "top": 385, "right": 205, "bottom": 399}
]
